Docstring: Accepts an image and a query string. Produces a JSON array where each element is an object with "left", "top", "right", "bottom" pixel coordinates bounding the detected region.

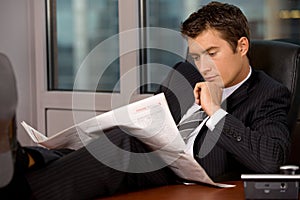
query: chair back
[
  {"left": 249, "top": 40, "right": 300, "bottom": 130},
  {"left": 249, "top": 40, "right": 300, "bottom": 166}
]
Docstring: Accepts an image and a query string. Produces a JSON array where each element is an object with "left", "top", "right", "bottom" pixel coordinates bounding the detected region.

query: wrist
[
  {"left": 206, "top": 109, "right": 228, "bottom": 131},
  {"left": 207, "top": 105, "right": 221, "bottom": 116}
]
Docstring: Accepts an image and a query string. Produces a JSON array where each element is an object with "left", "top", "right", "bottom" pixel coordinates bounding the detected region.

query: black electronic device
[{"left": 242, "top": 165, "right": 300, "bottom": 200}]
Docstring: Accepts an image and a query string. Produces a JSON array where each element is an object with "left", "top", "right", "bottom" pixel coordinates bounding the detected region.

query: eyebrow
[
  {"left": 204, "top": 46, "right": 219, "bottom": 53},
  {"left": 188, "top": 52, "right": 200, "bottom": 57},
  {"left": 189, "top": 46, "right": 219, "bottom": 56}
]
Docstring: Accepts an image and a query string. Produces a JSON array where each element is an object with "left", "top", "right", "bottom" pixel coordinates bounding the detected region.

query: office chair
[
  {"left": 0, "top": 53, "right": 18, "bottom": 188},
  {"left": 248, "top": 40, "right": 300, "bottom": 166}
]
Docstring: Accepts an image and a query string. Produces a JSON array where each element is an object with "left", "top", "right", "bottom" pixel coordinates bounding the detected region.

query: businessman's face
[{"left": 188, "top": 29, "right": 250, "bottom": 88}]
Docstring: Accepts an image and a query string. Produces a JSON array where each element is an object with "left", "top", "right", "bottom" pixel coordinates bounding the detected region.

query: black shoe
[{"left": 0, "top": 53, "right": 18, "bottom": 188}]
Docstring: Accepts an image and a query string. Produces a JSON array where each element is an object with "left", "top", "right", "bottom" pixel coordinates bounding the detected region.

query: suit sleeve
[{"left": 212, "top": 85, "right": 291, "bottom": 173}]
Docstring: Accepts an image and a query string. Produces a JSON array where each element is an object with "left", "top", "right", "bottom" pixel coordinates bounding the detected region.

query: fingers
[{"left": 194, "top": 82, "right": 205, "bottom": 105}]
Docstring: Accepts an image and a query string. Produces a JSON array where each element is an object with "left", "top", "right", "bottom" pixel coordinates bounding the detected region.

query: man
[
  {"left": 0, "top": 1, "right": 291, "bottom": 199},
  {"left": 168, "top": 1, "right": 290, "bottom": 179}
]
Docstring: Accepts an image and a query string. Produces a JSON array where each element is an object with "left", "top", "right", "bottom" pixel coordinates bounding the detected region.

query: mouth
[{"left": 204, "top": 75, "right": 218, "bottom": 82}]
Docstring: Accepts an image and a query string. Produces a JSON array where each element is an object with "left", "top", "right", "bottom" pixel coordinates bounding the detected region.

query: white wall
[{"left": 0, "top": 0, "right": 36, "bottom": 145}]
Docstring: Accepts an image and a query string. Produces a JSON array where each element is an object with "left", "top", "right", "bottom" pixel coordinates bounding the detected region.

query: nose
[{"left": 196, "top": 55, "right": 212, "bottom": 75}]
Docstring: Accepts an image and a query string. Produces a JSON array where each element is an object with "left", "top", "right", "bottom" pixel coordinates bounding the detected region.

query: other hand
[{"left": 194, "top": 82, "right": 223, "bottom": 116}]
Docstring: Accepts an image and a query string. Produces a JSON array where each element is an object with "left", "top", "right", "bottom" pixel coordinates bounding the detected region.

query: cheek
[
  {"left": 219, "top": 70, "right": 230, "bottom": 85},
  {"left": 222, "top": 66, "right": 242, "bottom": 87},
  {"left": 215, "top": 52, "right": 243, "bottom": 86},
  {"left": 216, "top": 63, "right": 234, "bottom": 86},
  {"left": 194, "top": 61, "right": 201, "bottom": 71},
  {"left": 215, "top": 63, "right": 226, "bottom": 76}
]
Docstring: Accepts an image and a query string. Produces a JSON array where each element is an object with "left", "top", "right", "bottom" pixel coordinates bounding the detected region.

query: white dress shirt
[{"left": 183, "top": 66, "right": 252, "bottom": 156}]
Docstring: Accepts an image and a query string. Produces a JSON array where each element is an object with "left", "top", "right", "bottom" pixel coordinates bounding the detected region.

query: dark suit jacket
[{"left": 157, "top": 61, "right": 291, "bottom": 181}]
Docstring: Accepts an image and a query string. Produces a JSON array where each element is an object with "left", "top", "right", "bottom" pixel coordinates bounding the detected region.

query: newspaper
[{"left": 21, "top": 93, "right": 235, "bottom": 188}]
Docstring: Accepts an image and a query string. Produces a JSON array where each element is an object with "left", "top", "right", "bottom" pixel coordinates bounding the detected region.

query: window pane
[
  {"left": 47, "top": 0, "right": 119, "bottom": 92},
  {"left": 142, "top": 0, "right": 300, "bottom": 93},
  {"left": 140, "top": 0, "right": 198, "bottom": 93}
]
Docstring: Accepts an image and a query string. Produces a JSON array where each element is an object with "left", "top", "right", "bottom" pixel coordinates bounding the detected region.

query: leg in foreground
[{"left": 26, "top": 128, "right": 178, "bottom": 200}]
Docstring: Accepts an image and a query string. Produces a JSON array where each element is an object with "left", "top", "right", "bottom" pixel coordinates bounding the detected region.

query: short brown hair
[{"left": 181, "top": 1, "right": 250, "bottom": 53}]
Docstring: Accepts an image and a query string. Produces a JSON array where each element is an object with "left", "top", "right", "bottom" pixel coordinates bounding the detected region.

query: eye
[
  {"left": 190, "top": 55, "right": 200, "bottom": 61},
  {"left": 208, "top": 52, "right": 217, "bottom": 57},
  {"left": 207, "top": 51, "right": 217, "bottom": 57}
]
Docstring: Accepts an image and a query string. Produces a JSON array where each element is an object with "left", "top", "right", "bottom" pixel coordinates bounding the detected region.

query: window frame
[{"left": 32, "top": 0, "right": 151, "bottom": 135}]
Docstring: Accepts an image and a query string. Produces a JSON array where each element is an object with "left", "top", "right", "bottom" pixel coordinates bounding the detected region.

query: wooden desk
[
  {"left": 100, "top": 181, "right": 300, "bottom": 200},
  {"left": 100, "top": 181, "right": 244, "bottom": 200}
]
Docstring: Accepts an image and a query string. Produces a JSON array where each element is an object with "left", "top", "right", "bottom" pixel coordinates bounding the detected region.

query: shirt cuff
[{"left": 206, "top": 109, "right": 228, "bottom": 131}]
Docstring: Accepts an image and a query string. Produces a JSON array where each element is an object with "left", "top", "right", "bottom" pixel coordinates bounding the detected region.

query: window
[
  {"left": 47, "top": 0, "right": 119, "bottom": 92},
  {"left": 141, "top": 0, "right": 300, "bottom": 92},
  {"left": 46, "top": 0, "right": 300, "bottom": 94}
]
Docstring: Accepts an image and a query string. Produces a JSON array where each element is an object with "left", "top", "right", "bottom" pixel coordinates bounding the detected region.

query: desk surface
[
  {"left": 100, "top": 181, "right": 300, "bottom": 200},
  {"left": 101, "top": 181, "right": 244, "bottom": 200}
]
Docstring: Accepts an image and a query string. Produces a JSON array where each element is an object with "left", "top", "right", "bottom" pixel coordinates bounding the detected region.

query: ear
[{"left": 237, "top": 37, "right": 249, "bottom": 56}]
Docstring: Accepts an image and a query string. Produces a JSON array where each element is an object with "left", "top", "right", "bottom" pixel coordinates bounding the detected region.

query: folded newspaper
[{"left": 21, "top": 93, "right": 234, "bottom": 188}]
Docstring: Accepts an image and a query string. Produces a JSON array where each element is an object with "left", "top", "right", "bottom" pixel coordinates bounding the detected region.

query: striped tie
[{"left": 177, "top": 109, "right": 207, "bottom": 143}]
